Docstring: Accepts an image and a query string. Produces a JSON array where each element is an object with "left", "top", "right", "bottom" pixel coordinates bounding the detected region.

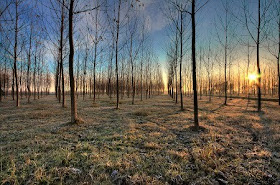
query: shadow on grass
[{"left": 210, "top": 104, "right": 226, "bottom": 113}]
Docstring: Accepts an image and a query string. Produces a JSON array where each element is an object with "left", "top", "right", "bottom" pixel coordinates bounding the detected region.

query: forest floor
[{"left": 0, "top": 94, "right": 280, "bottom": 185}]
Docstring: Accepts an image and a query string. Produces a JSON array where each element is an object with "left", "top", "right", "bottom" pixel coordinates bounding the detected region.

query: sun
[{"left": 248, "top": 73, "right": 258, "bottom": 82}]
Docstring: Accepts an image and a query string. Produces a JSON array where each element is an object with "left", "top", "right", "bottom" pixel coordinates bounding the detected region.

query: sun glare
[{"left": 248, "top": 73, "right": 258, "bottom": 82}]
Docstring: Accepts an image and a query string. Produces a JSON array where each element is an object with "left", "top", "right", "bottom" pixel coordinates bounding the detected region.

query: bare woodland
[{"left": 0, "top": 0, "right": 279, "bottom": 184}]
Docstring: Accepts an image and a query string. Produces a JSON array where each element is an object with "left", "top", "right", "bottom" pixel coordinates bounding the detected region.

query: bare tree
[
  {"left": 186, "top": 0, "right": 209, "bottom": 129},
  {"left": 13, "top": 0, "right": 20, "bottom": 107},
  {"left": 241, "top": 0, "right": 272, "bottom": 111},
  {"left": 115, "top": 0, "right": 121, "bottom": 109},
  {"left": 68, "top": 0, "right": 100, "bottom": 123},
  {"left": 266, "top": 0, "right": 280, "bottom": 105},
  {"left": 26, "top": 23, "right": 33, "bottom": 103},
  {"left": 59, "top": 0, "right": 65, "bottom": 107},
  {"left": 68, "top": 0, "right": 78, "bottom": 123},
  {"left": 214, "top": 0, "right": 236, "bottom": 105},
  {"left": 90, "top": 0, "right": 104, "bottom": 103}
]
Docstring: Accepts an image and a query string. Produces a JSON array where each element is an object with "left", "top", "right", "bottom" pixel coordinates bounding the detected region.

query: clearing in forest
[{"left": 0, "top": 95, "right": 279, "bottom": 184}]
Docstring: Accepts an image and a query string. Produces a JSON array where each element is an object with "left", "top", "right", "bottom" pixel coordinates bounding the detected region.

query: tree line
[
  {"left": 0, "top": 0, "right": 164, "bottom": 123},
  {"left": 165, "top": 0, "right": 279, "bottom": 128},
  {"left": 0, "top": 0, "right": 279, "bottom": 129}
]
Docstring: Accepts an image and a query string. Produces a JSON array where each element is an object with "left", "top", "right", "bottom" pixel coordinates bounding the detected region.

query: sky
[
  {"left": 36, "top": 0, "right": 270, "bottom": 91},
  {"left": 0, "top": 0, "right": 277, "bottom": 95},
  {"left": 138, "top": 0, "right": 226, "bottom": 62},
  {"left": 141, "top": 0, "right": 274, "bottom": 68},
  {"left": 32, "top": 0, "right": 266, "bottom": 70},
  {"left": 138, "top": 0, "right": 225, "bottom": 82},
  {"left": 2, "top": 0, "right": 275, "bottom": 91}
]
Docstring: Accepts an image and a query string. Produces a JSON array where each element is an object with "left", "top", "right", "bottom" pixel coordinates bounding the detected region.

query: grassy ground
[{"left": 0, "top": 94, "right": 279, "bottom": 184}]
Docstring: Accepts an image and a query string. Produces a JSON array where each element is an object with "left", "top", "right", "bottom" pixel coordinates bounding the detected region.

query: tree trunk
[
  {"left": 60, "top": 0, "right": 65, "bottom": 107},
  {"left": 277, "top": 56, "right": 280, "bottom": 105},
  {"left": 257, "top": 0, "right": 261, "bottom": 112},
  {"left": 4, "top": 60, "right": 7, "bottom": 98},
  {"left": 191, "top": 0, "right": 199, "bottom": 129},
  {"left": 277, "top": 14, "right": 280, "bottom": 105},
  {"left": 115, "top": 0, "right": 121, "bottom": 109},
  {"left": 76, "top": 49, "right": 80, "bottom": 99},
  {"left": 34, "top": 46, "right": 37, "bottom": 100},
  {"left": 175, "top": 29, "right": 178, "bottom": 104},
  {"left": 69, "top": 0, "right": 78, "bottom": 123},
  {"left": 93, "top": 5, "right": 98, "bottom": 103},
  {"left": 12, "top": 69, "right": 14, "bottom": 100},
  {"left": 14, "top": 0, "right": 19, "bottom": 107},
  {"left": 224, "top": 4, "right": 228, "bottom": 105},
  {"left": 93, "top": 43, "right": 97, "bottom": 102},
  {"left": 180, "top": 10, "right": 183, "bottom": 110},
  {"left": 20, "top": 61, "right": 22, "bottom": 99},
  {"left": 55, "top": 59, "right": 59, "bottom": 98},
  {"left": 27, "top": 25, "right": 32, "bottom": 103},
  {"left": 140, "top": 56, "right": 143, "bottom": 101},
  {"left": 129, "top": 30, "right": 135, "bottom": 105}
]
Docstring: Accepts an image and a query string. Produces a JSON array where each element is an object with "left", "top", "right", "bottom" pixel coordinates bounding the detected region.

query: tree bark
[
  {"left": 224, "top": 2, "right": 228, "bottom": 105},
  {"left": 180, "top": 10, "right": 183, "bottom": 110},
  {"left": 191, "top": 0, "right": 199, "bottom": 129},
  {"left": 257, "top": 0, "right": 261, "bottom": 112},
  {"left": 27, "top": 25, "right": 32, "bottom": 103},
  {"left": 59, "top": 0, "right": 65, "bottom": 107},
  {"left": 115, "top": 0, "right": 121, "bottom": 109},
  {"left": 34, "top": 43, "right": 37, "bottom": 100},
  {"left": 277, "top": 14, "right": 280, "bottom": 105},
  {"left": 14, "top": 0, "right": 19, "bottom": 107},
  {"left": 129, "top": 28, "right": 135, "bottom": 105},
  {"left": 93, "top": 4, "right": 98, "bottom": 103},
  {"left": 69, "top": 0, "right": 78, "bottom": 123}
]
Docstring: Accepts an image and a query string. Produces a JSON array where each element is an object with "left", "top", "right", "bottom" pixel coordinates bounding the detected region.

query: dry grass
[
  {"left": 133, "top": 109, "right": 150, "bottom": 117},
  {"left": 0, "top": 94, "right": 279, "bottom": 184}
]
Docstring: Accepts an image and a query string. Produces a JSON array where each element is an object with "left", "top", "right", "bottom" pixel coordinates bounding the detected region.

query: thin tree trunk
[
  {"left": 69, "top": 0, "right": 78, "bottom": 123},
  {"left": 4, "top": 60, "right": 7, "bottom": 98},
  {"left": 277, "top": 56, "right": 280, "bottom": 105},
  {"left": 93, "top": 6, "right": 98, "bottom": 103},
  {"left": 93, "top": 43, "right": 97, "bottom": 102},
  {"left": 180, "top": 10, "right": 183, "bottom": 110},
  {"left": 60, "top": 0, "right": 65, "bottom": 107},
  {"left": 277, "top": 14, "right": 280, "bottom": 105},
  {"left": 140, "top": 55, "right": 143, "bottom": 101},
  {"left": 12, "top": 68, "right": 14, "bottom": 100},
  {"left": 175, "top": 29, "right": 178, "bottom": 104},
  {"left": 20, "top": 61, "right": 22, "bottom": 99},
  {"left": 129, "top": 30, "right": 135, "bottom": 105},
  {"left": 14, "top": 0, "right": 19, "bottom": 107},
  {"left": 257, "top": 0, "right": 261, "bottom": 112},
  {"left": 191, "top": 0, "right": 199, "bottom": 129},
  {"left": 224, "top": 4, "right": 228, "bottom": 105},
  {"left": 34, "top": 45, "right": 37, "bottom": 100},
  {"left": 27, "top": 25, "right": 32, "bottom": 103},
  {"left": 115, "top": 0, "right": 121, "bottom": 109}
]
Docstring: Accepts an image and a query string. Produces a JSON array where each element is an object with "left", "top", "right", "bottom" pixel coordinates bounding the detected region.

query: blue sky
[
  {"left": 31, "top": 0, "right": 268, "bottom": 75},
  {"left": 141, "top": 0, "right": 225, "bottom": 64}
]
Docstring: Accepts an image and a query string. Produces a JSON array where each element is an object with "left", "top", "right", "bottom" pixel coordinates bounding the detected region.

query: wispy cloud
[{"left": 141, "top": 0, "right": 169, "bottom": 33}]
